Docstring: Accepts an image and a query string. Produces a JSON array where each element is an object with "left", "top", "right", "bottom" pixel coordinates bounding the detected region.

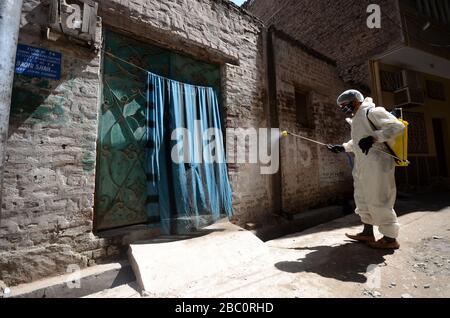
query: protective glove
[
  {"left": 358, "top": 136, "right": 375, "bottom": 155},
  {"left": 327, "top": 144, "right": 345, "bottom": 154}
]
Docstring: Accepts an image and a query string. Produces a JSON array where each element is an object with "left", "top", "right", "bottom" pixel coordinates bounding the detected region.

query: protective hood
[{"left": 359, "top": 97, "right": 375, "bottom": 112}]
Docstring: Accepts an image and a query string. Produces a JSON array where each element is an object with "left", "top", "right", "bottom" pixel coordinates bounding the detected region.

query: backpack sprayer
[
  {"left": 366, "top": 108, "right": 410, "bottom": 167},
  {"left": 280, "top": 130, "right": 409, "bottom": 165}
]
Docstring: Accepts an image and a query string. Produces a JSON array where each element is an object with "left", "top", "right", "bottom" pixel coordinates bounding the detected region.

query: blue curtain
[{"left": 146, "top": 73, "right": 233, "bottom": 234}]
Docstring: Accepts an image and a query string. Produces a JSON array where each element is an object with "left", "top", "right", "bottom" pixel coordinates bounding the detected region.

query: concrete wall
[
  {"left": 0, "top": 0, "right": 271, "bottom": 286},
  {"left": 272, "top": 31, "right": 353, "bottom": 213},
  {"left": 245, "top": 0, "right": 405, "bottom": 93}
]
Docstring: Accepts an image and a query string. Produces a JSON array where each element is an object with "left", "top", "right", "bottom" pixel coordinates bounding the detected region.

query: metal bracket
[{"left": 47, "top": 0, "right": 99, "bottom": 49}]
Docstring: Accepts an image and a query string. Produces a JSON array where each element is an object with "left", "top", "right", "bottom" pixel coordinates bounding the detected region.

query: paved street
[{"left": 86, "top": 192, "right": 450, "bottom": 298}]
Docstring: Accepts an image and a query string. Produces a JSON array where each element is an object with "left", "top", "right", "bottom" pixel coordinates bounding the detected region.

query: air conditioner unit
[
  {"left": 394, "top": 87, "right": 425, "bottom": 107},
  {"left": 400, "top": 70, "right": 422, "bottom": 89},
  {"left": 393, "top": 69, "right": 425, "bottom": 107}
]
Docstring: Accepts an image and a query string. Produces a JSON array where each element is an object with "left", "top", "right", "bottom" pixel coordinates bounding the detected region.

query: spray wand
[
  {"left": 281, "top": 130, "right": 327, "bottom": 146},
  {"left": 280, "top": 130, "right": 409, "bottom": 164}
]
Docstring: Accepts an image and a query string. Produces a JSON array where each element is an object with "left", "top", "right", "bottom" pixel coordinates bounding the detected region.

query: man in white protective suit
[{"left": 327, "top": 90, "right": 405, "bottom": 250}]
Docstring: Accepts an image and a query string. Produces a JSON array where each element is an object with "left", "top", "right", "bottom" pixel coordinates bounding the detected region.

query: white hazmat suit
[{"left": 343, "top": 98, "right": 405, "bottom": 238}]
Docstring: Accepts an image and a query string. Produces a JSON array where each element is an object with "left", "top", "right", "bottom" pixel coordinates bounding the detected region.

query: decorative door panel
[{"left": 95, "top": 70, "right": 149, "bottom": 230}]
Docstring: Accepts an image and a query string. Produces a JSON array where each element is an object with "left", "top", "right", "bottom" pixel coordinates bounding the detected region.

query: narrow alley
[
  {"left": 1, "top": 0, "right": 450, "bottom": 302},
  {"left": 78, "top": 192, "right": 450, "bottom": 298}
]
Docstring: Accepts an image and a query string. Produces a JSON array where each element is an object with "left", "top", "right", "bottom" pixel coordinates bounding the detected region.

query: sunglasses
[
  {"left": 339, "top": 101, "right": 353, "bottom": 109},
  {"left": 339, "top": 101, "right": 354, "bottom": 115}
]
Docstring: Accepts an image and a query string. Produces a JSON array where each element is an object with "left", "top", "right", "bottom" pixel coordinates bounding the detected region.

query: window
[
  {"left": 426, "top": 80, "right": 446, "bottom": 101},
  {"left": 404, "top": 111, "right": 429, "bottom": 154},
  {"left": 380, "top": 70, "right": 403, "bottom": 92},
  {"left": 295, "top": 89, "right": 312, "bottom": 128}
]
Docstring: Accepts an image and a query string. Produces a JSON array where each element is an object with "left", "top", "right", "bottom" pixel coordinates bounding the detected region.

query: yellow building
[
  {"left": 366, "top": 0, "right": 450, "bottom": 189},
  {"left": 371, "top": 61, "right": 450, "bottom": 189}
]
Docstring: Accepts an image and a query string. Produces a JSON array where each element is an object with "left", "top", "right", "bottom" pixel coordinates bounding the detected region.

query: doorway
[
  {"left": 432, "top": 118, "right": 448, "bottom": 178},
  {"left": 94, "top": 30, "right": 222, "bottom": 231}
]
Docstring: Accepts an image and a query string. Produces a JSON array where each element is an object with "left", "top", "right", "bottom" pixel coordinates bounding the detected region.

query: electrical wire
[
  {"left": 102, "top": 49, "right": 216, "bottom": 89},
  {"left": 103, "top": 50, "right": 149, "bottom": 73}
]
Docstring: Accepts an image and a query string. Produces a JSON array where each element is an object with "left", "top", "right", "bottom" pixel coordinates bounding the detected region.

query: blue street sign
[{"left": 15, "top": 44, "right": 61, "bottom": 80}]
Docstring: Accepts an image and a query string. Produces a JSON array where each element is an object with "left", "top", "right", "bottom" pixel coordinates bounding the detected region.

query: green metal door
[{"left": 95, "top": 30, "right": 220, "bottom": 231}]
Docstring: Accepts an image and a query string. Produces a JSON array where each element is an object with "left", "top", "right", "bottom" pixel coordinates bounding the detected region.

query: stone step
[
  {"left": 83, "top": 281, "right": 141, "bottom": 298},
  {"left": 128, "top": 219, "right": 269, "bottom": 296},
  {"left": 9, "top": 261, "right": 135, "bottom": 298}
]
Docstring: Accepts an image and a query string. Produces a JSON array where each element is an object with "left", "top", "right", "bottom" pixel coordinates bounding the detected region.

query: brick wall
[
  {"left": 0, "top": 0, "right": 104, "bottom": 285},
  {"left": 245, "top": 0, "right": 405, "bottom": 92},
  {"left": 0, "top": 0, "right": 271, "bottom": 286},
  {"left": 272, "top": 31, "right": 353, "bottom": 213}
]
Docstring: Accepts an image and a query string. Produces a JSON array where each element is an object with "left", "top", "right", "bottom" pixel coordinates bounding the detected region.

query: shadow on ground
[
  {"left": 274, "top": 242, "right": 395, "bottom": 283},
  {"left": 267, "top": 191, "right": 450, "bottom": 242},
  {"left": 395, "top": 191, "right": 450, "bottom": 216}
]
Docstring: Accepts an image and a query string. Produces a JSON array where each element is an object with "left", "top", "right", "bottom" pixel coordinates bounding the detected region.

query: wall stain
[{"left": 9, "top": 74, "right": 68, "bottom": 127}]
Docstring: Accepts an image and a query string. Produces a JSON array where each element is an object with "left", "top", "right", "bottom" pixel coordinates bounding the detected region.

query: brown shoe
[
  {"left": 345, "top": 233, "right": 376, "bottom": 243},
  {"left": 368, "top": 238, "right": 400, "bottom": 250}
]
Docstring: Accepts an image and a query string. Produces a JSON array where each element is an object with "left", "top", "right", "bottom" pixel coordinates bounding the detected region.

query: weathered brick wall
[
  {"left": 273, "top": 32, "right": 353, "bottom": 213},
  {"left": 0, "top": 0, "right": 104, "bottom": 285},
  {"left": 245, "top": 0, "right": 404, "bottom": 92},
  {"left": 0, "top": 0, "right": 271, "bottom": 286}
]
